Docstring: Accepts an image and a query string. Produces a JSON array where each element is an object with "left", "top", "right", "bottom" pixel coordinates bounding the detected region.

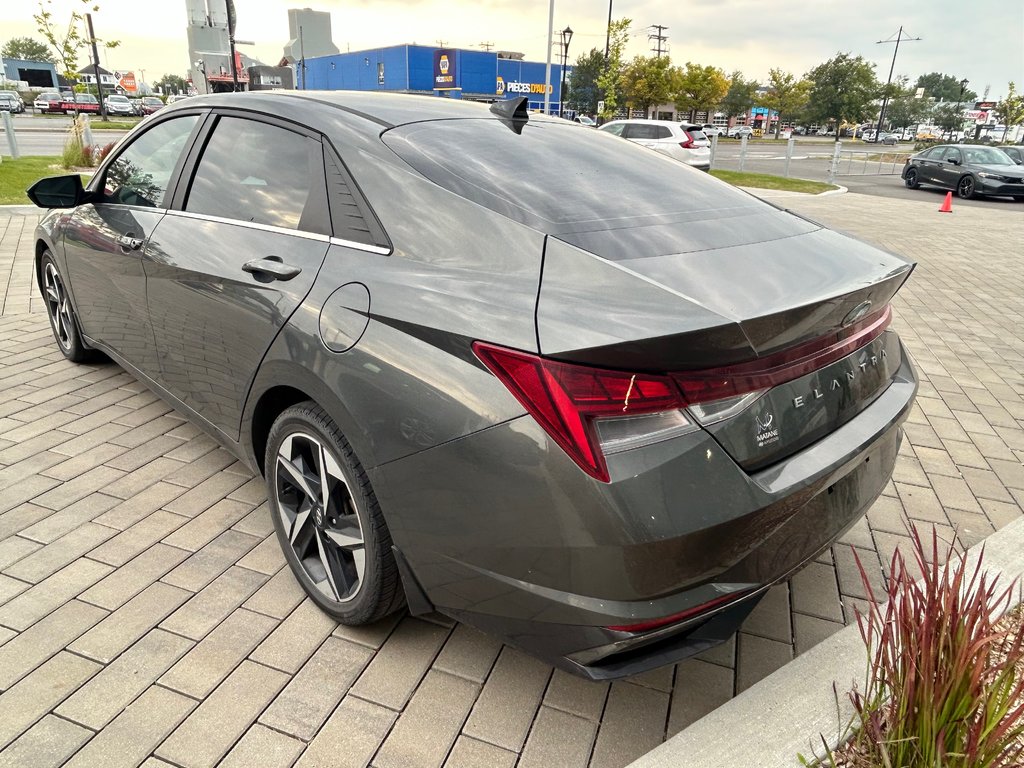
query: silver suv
[
  {"left": 599, "top": 119, "right": 711, "bottom": 170},
  {"left": 104, "top": 94, "right": 135, "bottom": 115}
]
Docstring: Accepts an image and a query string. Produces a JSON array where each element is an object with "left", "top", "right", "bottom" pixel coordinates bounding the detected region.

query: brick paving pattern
[{"left": 0, "top": 193, "right": 1021, "bottom": 767}]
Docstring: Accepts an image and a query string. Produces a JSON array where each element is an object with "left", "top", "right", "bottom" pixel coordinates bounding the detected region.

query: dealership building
[{"left": 300, "top": 45, "right": 568, "bottom": 112}]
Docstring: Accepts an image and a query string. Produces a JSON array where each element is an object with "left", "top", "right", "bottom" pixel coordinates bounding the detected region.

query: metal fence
[{"left": 830, "top": 147, "right": 913, "bottom": 177}]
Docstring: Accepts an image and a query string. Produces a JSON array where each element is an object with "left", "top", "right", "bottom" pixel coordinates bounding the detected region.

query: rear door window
[{"left": 183, "top": 115, "right": 328, "bottom": 234}]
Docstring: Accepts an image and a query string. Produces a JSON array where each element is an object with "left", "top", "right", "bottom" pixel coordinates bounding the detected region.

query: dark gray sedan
[
  {"left": 28, "top": 92, "right": 917, "bottom": 679},
  {"left": 901, "top": 144, "right": 1024, "bottom": 200}
]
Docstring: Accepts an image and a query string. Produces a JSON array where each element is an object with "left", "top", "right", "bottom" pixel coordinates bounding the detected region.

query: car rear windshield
[{"left": 382, "top": 118, "right": 758, "bottom": 235}]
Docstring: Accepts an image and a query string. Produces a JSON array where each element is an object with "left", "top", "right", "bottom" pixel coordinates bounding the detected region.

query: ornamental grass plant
[{"left": 831, "top": 525, "right": 1024, "bottom": 768}]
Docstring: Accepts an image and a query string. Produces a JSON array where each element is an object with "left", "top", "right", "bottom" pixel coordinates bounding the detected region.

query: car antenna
[{"left": 490, "top": 96, "right": 529, "bottom": 134}]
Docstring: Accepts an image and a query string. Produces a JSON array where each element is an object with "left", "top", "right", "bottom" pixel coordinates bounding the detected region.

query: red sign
[{"left": 114, "top": 71, "right": 138, "bottom": 92}]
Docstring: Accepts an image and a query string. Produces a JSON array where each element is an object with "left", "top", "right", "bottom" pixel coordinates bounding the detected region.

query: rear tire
[
  {"left": 904, "top": 168, "right": 920, "bottom": 189},
  {"left": 266, "top": 401, "right": 403, "bottom": 625}
]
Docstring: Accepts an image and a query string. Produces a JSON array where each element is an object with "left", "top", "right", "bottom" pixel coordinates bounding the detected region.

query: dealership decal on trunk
[{"left": 755, "top": 412, "right": 780, "bottom": 447}]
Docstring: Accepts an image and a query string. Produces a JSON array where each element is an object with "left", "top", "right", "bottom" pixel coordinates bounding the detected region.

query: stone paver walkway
[{"left": 0, "top": 192, "right": 1020, "bottom": 768}]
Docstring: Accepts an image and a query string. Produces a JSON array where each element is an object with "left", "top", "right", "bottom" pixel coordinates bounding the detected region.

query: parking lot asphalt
[{"left": 0, "top": 191, "right": 1021, "bottom": 768}]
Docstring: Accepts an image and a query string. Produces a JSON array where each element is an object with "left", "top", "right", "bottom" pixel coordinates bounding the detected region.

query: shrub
[
  {"left": 61, "top": 136, "right": 87, "bottom": 169},
  {"left": 80, "top": 143, "right": 95, "bottom": 167},
  {"left": 842, "top": 525, "right": 1024, "bottom": 768},
  {"left": 96, "top": 141, "right": 116, "bottom": 164}
]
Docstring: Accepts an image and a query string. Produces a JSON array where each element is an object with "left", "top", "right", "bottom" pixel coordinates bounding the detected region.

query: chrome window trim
[{"left": 163, "top": 209, "right": 390, "bottom": 255}]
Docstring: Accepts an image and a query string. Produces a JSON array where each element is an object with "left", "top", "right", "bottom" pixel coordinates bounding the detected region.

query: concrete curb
[
  {"left": 629, "top": 515, "right": 1024, "bottom": 768},
  {"left": 0, "top": 205, "right": 40, "bottom": 213}
]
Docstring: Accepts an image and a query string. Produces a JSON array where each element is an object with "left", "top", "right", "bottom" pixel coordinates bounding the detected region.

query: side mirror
[
  {"left": 26, "top": 174, "right": 88, "bottom": 209},
  {"left": 948, "top": 157, "right": 960, "bottom": 165}
]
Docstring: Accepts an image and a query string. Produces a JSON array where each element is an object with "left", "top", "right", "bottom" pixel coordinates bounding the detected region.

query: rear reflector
[{"left": 606, "top": 588, "right": 755, "bottom": 632}]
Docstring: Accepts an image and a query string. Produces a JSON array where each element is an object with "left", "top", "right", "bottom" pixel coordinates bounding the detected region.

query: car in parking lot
[
  {"left": 879, "top": 132, "right": 901, "bottom": 145},
  {"left": 1001, "top": 146, "right": 1023, "bottom": 164},
  {"left": 0, "top": 93, "right": 20, "bottom": 112},
  {"left": 34, "top": 91, "right": 64, "bottom": 113},
  {"left": 701, "top": 123, "right": 725, "bottom": 137},
  {"left": 104, "top": 94, "right": 135, "bottom": 116},
  {"left": 0, "top": 90, "right": 25, "bottom": 113},
  {"left": 140, "top": 96, "right": 165, "bottom": 115},
  {"left": 61, "top": 93, "right": 100, "bottom": 114},
  {"left": 727, "top": 125, "right": 753, "bottom": 138},
  {"left": 599, "top": 118, "right": 711, "bottom": 170},
  {"left": 902, "top": 144, "right": 1024, "bottom": 200},
  {"left": 27, "top": 91, "right": 917, "bottom": 679}
]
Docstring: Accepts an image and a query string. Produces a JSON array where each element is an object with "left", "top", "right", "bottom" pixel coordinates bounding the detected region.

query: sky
[{"left": 4, "top": 0, "right": 1023, "bottom": 99}]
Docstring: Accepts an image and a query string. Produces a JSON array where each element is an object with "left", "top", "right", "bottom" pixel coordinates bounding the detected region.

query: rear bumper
[{"left": 375, "top": 343, "right": 917, "bottom": 678}]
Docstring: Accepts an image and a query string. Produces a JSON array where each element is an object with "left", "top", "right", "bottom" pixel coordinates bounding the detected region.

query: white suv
[
  {"left": 104, "top": 94, "right": 135, "bottom": 115},
  {"left": 598, "top": 119, "right": 711, "bottom": 170}
]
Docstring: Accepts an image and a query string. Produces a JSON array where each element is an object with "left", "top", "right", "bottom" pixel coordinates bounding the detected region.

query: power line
[
  {"left": 648, "top": 24, "right": 668, "bottom": 57},
  {"left": 478, "top": 41, "right": 494, "bottom": 51},
  {"left": 873, "top": 26, "right": 921, "bottom": 142}
]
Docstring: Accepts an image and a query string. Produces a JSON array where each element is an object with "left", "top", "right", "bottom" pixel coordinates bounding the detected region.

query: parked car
[
  {"left": 879, "top": 132, "right": 901, "bottom": 145},
  {"left": 701, "top": 123, "right": 725, "bottom": 137},
  {"left": 792, "top": 125, "right": 807, "bottom": 135},
  {"left": 862, "top": 130, "right": 877, "bottom": 142},
  {"left": 140, "top": 96, "right": 165, "bottom": 115},
  {"left": 34, "top": 91, "right": 64, "bottom": 113},
  {"left": 27, "top": 92, "right": 918, "bottom": 679},
  {"left": 573, "top": 114, "right": 596, "bottom": 127},
  {"left": 816, "top": 126, "right": 836, "bottom": 136},
  {"left": 1001, "top": 146, "right": 1023, "bottom": 164},
  {"left": 727, "top": 125, "right": 753, "bottom": 138},
  {"left": 166, "top": 94, "right": 190, "bottom": 104},
  {"left": 599, "top": 118, "right": 711, "bottom": 170},
  {"left": 902, "top": 144, "right": 1024, "bottom": 200},
  {"left": 104, "top": 94, "right": 135, "bottom": 116},
  {"left": 129, "top": 98, "right": 144, "bottom": 115},
  {"left": 0, "top": 90, "right": 25, "bottom": 113},
  {"left": 0, "top": 94, "right": 20, "bottom": 113},
  {"left": 61, "top": 93, "right": 100, "bottom": 114}
]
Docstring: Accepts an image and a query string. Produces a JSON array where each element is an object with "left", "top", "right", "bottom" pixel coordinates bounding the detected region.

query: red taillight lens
[
  {"left": 673, "top": 305, "right": 892, "bottom": 405},
  {"left": 679, "top": 131, "right": 695, "bottom": 149},
  {"left": 606, "top": 588, "right": 755, "bottom": 632},
  {"left": 472, "top": 342, "right": 684, "bottom": 482}
]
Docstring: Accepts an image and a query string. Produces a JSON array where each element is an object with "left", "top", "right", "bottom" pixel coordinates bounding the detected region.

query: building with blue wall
[
  {"left": 301, "top": 45, "right": 568, "bottom": 113},
  {"left": 2, "top": 58, "right": 60, "bottom": 90}
]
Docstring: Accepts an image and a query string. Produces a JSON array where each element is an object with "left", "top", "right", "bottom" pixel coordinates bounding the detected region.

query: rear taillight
[
  {"left": 606, "top": 588, "right": 755, "bottom": 632},
  {"left": 679, "top": 131, "right": 695, "bottom": 149},
  {"left": 472, "top": 342, "right": 693, "bottom": 482},
  {"left": 473, "top": 305, "right": 891, "bottom": 482}
]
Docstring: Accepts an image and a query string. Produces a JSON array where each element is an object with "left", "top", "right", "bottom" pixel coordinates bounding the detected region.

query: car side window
[
  {"left": 945, "top": 148, "right": 962, "bottom": 164},
  {"left": 601, "top": 124, "right": 624, "bottom": 137},
  {"left": 655, "top": 126, "right": 672, "bottom": 139},
  {"left": 625, "top": 125, "right": 657, "bottom": 140},
  {"left": 103, "top": 115, "right": 199, "bottom": 207},
  {"left": 184, "top": 116, "right": 327, "bottom": 233}
]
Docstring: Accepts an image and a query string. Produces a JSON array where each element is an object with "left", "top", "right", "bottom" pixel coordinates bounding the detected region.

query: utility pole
[
  {"left": 435, "top": 40, "right": 448, "bottom": 48},
  {"left": 225, "top": 0, "right": 239, "bottom": 91},
  {"left": 85, "top": 14, "right": 108, "bottom": 120},
  {"left": 604, "top": 0, "right": 613, "bottom": 62},
  {"left": 478, "top": 42, "right": 494, "bottom": 51},
  {"left": 648, "top": 25, "right": 668, "bottom": 58},
  {"left": 873, "top": 26, "right": 921, "bottom": 142},
  {"left": 298, "top": 26, "right": 305, "bottom": 90}
]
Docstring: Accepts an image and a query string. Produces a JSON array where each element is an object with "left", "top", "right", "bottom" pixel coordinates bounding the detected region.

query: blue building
[
  {"left": 301, "top": 45, "right": 568, "bottom": 113},
  {"left": 2, "top": 58, "right": 60, "bottom": 90}
]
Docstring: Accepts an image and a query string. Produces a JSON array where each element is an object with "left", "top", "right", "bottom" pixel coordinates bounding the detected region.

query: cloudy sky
[{"left": 5, "top": 0, "right": 1023, "bottom": 99}]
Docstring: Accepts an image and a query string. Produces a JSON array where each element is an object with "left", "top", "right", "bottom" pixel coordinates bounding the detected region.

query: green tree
[
  {"left": 620, "top": 55, "right": 676, "bottom": 119},
  {"left": 156, "top": 74, "right": 188, "bottom": 95},
  {"left": 565, "top": 48, "right": 603, "bottom": 116},
  {"left": 1, "top": 36, "right": 54, "bottom": 63},
  {"left": 804, "top": 53, "right": 881, "bottom": 141},
  {"left": 760, "top": 68, "right": 812, "bottom": 138},
  {"left": 915, "top": 72, "right": 977, "bottom": 103},
  {"left": 883, "top": 76, "right": 928, "bottom": 130},
  {"left": 673, "top": 62, "right": 728, "bottom": 121},
  {"left": 995, "top": 81, "right": 1024, "bottom": 129},
  {"left": 720, "top": 70, "right": 759, "bottom": 121},
  {"left": 932, "top": 102, "right": 963, "bottom": 133},
  {"left": 34, "top": 0, "right": 119, "bottom": 116},
  {"left": 596, "top": 18, "right": 631, "bottom": 122}
]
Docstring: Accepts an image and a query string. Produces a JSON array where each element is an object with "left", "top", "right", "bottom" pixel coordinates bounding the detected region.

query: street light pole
[
  {"left": 559, "top": 26, "right": 573, "bottom": 118},
  {"left": 953, "top": 78, "right": 968, "bottom": 140},
  {"left": 873, "top": 26, "right": 921, "bottom": 142},
  {"left": 543, "top": 0, "right": 554, "bottom": 114}
]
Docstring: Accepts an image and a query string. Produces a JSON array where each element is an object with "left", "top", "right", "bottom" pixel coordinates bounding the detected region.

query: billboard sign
[
  {"left": 114, "top": 71, "right": 138, "bottom": 92},
  {"left": 433, "top": 49, "right": 458, "bottom": 90}
]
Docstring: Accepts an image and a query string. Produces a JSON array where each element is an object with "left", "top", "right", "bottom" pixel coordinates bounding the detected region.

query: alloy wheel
[
  {"left": 957, "top": 176, "right": 975, "bottom": 199},
  {"left": 904, "top": 169, "right": 919, "bottom": 189},
  {"left": 274, "top": 430, "right": 366, "bottom": 603},
  {"left": 43, "top": 262, "right": 74, "bottom": 351}
]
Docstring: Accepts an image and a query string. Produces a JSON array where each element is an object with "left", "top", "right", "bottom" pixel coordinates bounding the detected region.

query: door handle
[
  {"left": 242, "top": 257, "right": 302, "bottom": 281},
  {"left": 117, "top": 234, "right": 144, "bottom": 250}
]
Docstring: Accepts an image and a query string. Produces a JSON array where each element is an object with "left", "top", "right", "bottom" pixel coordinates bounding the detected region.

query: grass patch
[
  {"left": 710, "top": 169, "right": 836, "bottom": 194},
  {"left": 0, "top": 156, "right": 88, "bottom": 205},
  {"left": 91, "top": 120, "right": 137, "bottom": 130}
]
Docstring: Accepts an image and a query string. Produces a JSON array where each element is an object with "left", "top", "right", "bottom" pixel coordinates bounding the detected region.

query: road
[{"left": 1, "top": 113, "right": 132, "bottom": 157}]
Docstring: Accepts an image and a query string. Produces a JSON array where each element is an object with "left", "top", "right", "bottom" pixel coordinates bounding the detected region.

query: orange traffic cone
[{"left": 939, "top": 191, "right": 953, "bottom": 213}]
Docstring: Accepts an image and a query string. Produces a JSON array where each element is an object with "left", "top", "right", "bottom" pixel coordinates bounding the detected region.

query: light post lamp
[
  {"left": 953, "top": 78, "right": 968, "bottom": 140},
  {"left": 559, "top": 26, "right": 573, "bottom": 118}
]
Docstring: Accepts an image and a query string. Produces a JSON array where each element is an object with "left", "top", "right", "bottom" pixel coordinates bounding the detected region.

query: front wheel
[
  {"left": 957, "top": 175, "right": 977, "bottom": 199},
  {"left": 904, "top": 168, "right": 920, "bottom": 189},
  {"left": 266, "top": 402, "right": 403, "bottom": 624}
]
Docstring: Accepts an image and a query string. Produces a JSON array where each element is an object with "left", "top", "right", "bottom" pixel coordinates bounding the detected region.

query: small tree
[
  {"left": 565, "top": 48, "right": 603, "bottom": 116},
  {"left": 1, "top": 36, "right": 54, "bottom": 63},
  {"left": 34, "top": 0, "right": 119, "bottom": 117},
  {"left": 620, "top": 55, "right": 676, "bottom": 119},
  {"left": 673, "top": 62, "right": 728, "bottom": 122},
  {"left": 804, "top": 53, "right": 881, "bottom": 141},
  {"left": 760, "top": 68, "right": 812, "bottom": 138},
  {"left": 596, "top": 18, "right": 631, "bottom": 122},
  {"left": 995, "top": 81, "right": 1024, "bottom": 133},
  {"left": 720, "top": 70, "right": 759, "bottom": 123},
  {"left": 915, "top": 71, "right": 977, "bottom": 103},
  {"left": 156, "top": 74, "right": 189, "bottom": 95}
]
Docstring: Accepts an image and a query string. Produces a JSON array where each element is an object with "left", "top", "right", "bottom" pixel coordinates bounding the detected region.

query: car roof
[{"left": 601, "top": 118, "right": 680, "bottom": 126}]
